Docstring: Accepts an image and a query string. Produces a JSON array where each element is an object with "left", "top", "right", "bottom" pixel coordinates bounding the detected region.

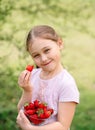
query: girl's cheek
[{"left": 34, "top": 59, "right": 40, "bottom": 65}]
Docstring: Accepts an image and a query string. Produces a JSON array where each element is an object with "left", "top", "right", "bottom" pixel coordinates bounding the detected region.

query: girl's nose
[{"left": 41, "top": 54, "right": 47, "bottom": 62}]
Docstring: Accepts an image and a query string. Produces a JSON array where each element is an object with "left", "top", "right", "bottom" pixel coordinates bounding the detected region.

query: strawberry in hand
[{"left": 26, "top": 65, "right": 34, "bottom": 72}]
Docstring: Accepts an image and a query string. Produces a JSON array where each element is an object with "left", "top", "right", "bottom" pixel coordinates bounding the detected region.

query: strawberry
[
  {"left": 44, "top": 110, "right": 51, "bottom": 118},
  {"left": 29, "top": 114, "right": 38, "bottom": 122},
  {"left": 29, "top": 114, "right": 43, "bottom": 125},
  {"left": 34, "top": 100, "right": 40, "bottom": 108},
  {"left": 43, "top": 107, "right": 47, "bottom": 113},
  {"left": 47, "top": 108, "right": 54, "bottom": 114},
  {"left": 24, "top": 105, "right": 30, "bottom": 111},
  {"left": 26, "top": 65, "right": 34, "bottom": 72},
  {"left": 28, "top": 102, "right": 35, "bottom": 109},
  {"left": 36, "top": 108, "right": 44, "bottom": 116},
  {"left": 38, "top": 103, "right": 46, "bottom": 109},
  {"left": 25, "top": 110, "right": 36, "bottom": 115},
  {"left": 39, "top": 113, "right": 45, "bottom": 119}
]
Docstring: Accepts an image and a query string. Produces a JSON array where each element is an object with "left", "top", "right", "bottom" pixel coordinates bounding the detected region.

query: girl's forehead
[
  {"left": 32, "top": 38, "right": 56, "bottom": 48},
  {"left": 29, "top": 38, "right": 57, "bottom": 53}
]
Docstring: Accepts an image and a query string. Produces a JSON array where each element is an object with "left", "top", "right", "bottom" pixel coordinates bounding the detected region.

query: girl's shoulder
[
  {"left": 54, "top": 69, "right": 78, "bottom": 90},
  {"left": 55, "top": 69, "right": 75, "bottom": 82},
  {"left": 62, "top": 69, "right": 75, "bottom": 80}
]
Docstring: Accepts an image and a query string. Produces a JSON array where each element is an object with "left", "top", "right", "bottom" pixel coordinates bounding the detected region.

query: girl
[{"left": 16, "top": 25, "right": 80, "bottom": 130}]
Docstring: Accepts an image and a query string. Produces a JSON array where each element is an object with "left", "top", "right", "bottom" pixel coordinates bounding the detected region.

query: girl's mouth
[{"left": 43, "top": 61, "right": 52, "bottom": 66}]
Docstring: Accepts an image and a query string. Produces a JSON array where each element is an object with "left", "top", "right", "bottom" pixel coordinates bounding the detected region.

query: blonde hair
[{"left": 26, "top": 25, "right": 60, "bottom": 51}]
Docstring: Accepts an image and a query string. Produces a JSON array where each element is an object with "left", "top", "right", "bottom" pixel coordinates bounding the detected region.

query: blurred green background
[{"left": 0, "top": 0, "right": 95, "bottom": 129}]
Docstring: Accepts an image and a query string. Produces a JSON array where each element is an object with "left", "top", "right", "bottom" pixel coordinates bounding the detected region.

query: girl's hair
[{"left": 26, "top": 25, "right": 60, "bottom": 51}]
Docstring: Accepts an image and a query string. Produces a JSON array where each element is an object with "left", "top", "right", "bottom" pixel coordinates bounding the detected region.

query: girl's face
[{"left": 29, "top": 38, "right": 63, "bottom": 72}]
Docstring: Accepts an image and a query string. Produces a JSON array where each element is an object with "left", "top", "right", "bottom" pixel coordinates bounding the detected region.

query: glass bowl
[
  {"left": 26, "top": 114, "right": 46, "bottom": 125},
  {"left": 23, "top": 100, "right": 54, "bottom": 125}
]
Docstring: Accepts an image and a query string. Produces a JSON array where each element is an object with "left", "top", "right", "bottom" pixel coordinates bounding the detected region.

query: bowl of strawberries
[{"left": 23, "top": 100, "right": 54, "bottom": 125}]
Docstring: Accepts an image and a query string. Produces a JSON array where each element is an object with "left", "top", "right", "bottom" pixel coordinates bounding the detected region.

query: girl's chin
[{"left": 43, "top": 65, "right": 56, "bottom": 72}]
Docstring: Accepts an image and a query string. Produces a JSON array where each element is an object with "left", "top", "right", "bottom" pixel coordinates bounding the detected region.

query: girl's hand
[
  {"left": 16, "top": 110, "right": 32, "bottom": 130},
  {"left": 18, "top": 70, "right": 32, "bottom": 92}
]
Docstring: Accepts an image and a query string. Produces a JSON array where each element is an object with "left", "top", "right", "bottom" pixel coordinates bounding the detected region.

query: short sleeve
[{"left": 59, "top": 77, "right": 80, "bottom": 104}]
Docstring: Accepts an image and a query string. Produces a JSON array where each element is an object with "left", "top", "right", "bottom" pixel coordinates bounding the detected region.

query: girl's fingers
[
  {"left": 18, "top": 70, "right": 32, "bottom": 91},
  {"left": 24, "top": 71, "right": 31, "bottom": 83},
  {"left": 16, "top": 110, "right": 24, "bottom": 123},
  {"left": 18, "top": 70, "right": 30, "bottom": 86},
  {"left": 16, "top": 110, "right": 31, "bottom": 130},
  {"left": 19, "top": 110, "right": 25, "bottom": 118},
  {"left": 17, "top": 110, "right": 30, "bottom": 123},
  {"left": 18, "top": 71, "right": 26, "bottom": 85},
  {"left": 19, "top": 70, "right": 28, "bottom": 82},
  {"left": 23, "top": 71, "right": 31, "bottom": 88},
  {"left": 16, "top": 112, "right": 21, "bottom": 124}
]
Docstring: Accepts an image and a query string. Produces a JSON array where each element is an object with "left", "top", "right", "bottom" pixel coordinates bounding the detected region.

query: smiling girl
[{"left": 17, "top": 25, "right": 80, "bottom": 130}]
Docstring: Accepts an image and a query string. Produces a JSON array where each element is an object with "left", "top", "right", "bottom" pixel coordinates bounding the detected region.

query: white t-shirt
[{"left": 30, "top": 68, "right": 80, "bottom": 126}]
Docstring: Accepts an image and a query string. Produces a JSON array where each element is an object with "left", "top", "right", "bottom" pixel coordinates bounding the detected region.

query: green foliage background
[{"left": 0, "top": 0, "right": 95, "bottom": 130}]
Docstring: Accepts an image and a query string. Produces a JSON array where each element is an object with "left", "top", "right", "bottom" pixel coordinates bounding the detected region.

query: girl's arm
[
  {"left": 17, "top": 70, "right": 33, "bottom": 111},
  {"left": 17, "top": 90, "right": 32, "bottom": 111},
  {"left": 17, "top": 102, "right": 77, "bottom": 130}
]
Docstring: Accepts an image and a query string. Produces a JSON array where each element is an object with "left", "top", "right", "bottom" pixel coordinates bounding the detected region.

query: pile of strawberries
[{"left": 24, "top": 100, "right": 54, "bottom": 125}]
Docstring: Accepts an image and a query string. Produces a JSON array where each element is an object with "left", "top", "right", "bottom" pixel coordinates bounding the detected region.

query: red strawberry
[
  {"left": 38, "top": 103, "right": 44, "bottom": 109},
  {"left": 38, "top": 102, "right": 47, "bottom": 109},
  {"left": 34, "top": 100, "right": 40, "bottom": 108},
  {"left": 43, "top": 107, "right": 47, "bottom": 113},
  {"left": 26, "top": 65, "right": 34, "bottom": 72},
  {"left": 29, "top": 114, "right": 38, "bottom": 121},
  {"left": 44, "top": 110, "right": 51, "bottom": 118},
  {"left": 25, "top": 110, "right": 36, "bottom": 115},
  {"left": 39, "top": 113, "right": 45, "bottom": 119},
  {"left": 24, "top": 105, "right": 30, "bottom": 111},
  {"left": 36, "top": 108, "right": 44, "bottom": 117},
  {"left": 47, "top": 108, "right": 54, "bottom": 114},
  {"left": 28, "top": 102, "right": 35, "bottom": 109},
  {"left": 29, "top": 114, "right": 42, "bottom": 125}
]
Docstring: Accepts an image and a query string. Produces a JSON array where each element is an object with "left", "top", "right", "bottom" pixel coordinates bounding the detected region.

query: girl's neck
[{"left": 40, "top": 64, "right": 64, "bottom": 80}]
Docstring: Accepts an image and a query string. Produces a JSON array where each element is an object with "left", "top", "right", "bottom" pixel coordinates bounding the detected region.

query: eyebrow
[{"left": 31, "top": 46, "right": 50, "bottom": 55}]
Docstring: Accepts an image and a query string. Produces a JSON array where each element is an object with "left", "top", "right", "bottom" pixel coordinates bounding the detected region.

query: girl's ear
[{"left": 57, "top": 38, "right": 63, "bottom": 50}]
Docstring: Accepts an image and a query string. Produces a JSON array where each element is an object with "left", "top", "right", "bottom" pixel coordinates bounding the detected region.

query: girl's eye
[
  {"left": 44, "top": 49, "right": 50, "bottom": 53},
  {"left": 33, "top": 54, "right": 40, "bottom": 58}
]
